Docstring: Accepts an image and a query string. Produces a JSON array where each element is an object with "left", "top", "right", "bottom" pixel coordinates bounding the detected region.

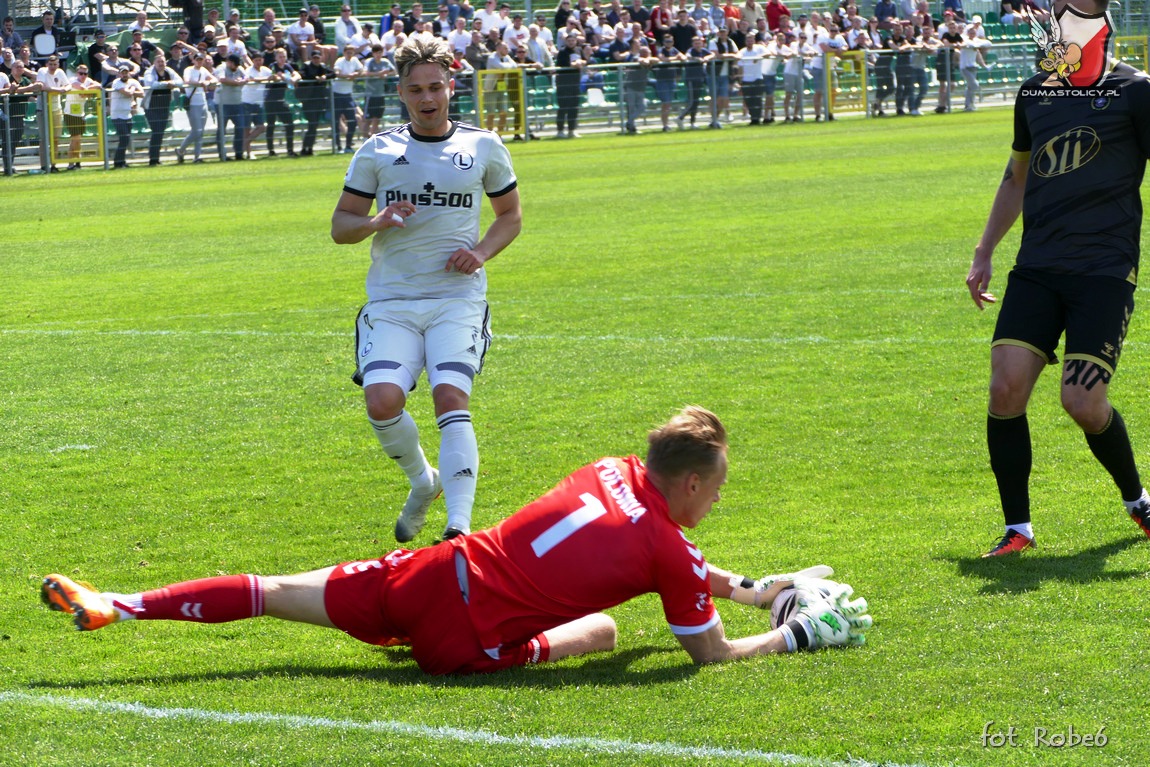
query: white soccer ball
[{"left": 769, "top": 578, "right": 837, "bottom": 629}]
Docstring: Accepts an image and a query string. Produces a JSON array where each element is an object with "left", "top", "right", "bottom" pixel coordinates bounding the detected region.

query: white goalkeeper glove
[
  {"left": 729, "top": 564, "right": 834, "bottom": 609},
  {"left": 790, "top": 581, "right": 872, "bottom": 649}
]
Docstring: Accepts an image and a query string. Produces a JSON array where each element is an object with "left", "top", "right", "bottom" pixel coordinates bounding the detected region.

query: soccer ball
[{"left": 769, "top": 578, "right": 837, "bottom": 629}]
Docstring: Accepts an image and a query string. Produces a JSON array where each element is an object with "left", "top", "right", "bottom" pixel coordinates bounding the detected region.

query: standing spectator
[
  {"left": 944, "top": 0, "right": 965, "bottom": 20},
  {"left": 619, "top": 36, "right": 652, "bottom": 133},
  {"left": 722, "top": 0, "right": 742, "bottom": 26},
  {"left": 216, "top": 54, "right": 248, "bottom": 161},
  {"left": 677, "top": 35, "right": 713, "bottom": 128},
  {"left": 362, "top": 43, "right": 396, "bottom": 135},
  {"left": 935, "top": 17, "right": 963, "bottom": 113},
  {"left": 738, "top": 31, "right": 766, "bottom": 123},
  {"left": 330, "top": 36, "right": 522, "bottom": 543},
  {"left": 333, "top": 44, "right": 364, "bottom": 152},
  {"left": 264, "top": 48, "right": 298, "bottom": 155},
  {"left": 63, "top": 64, "right": 99, "bottom": 169},
  {"left": 241, "top": 50, "right": 271, "bottom": 157},
  {"left": 0, "top": 67, "right": 10, "bottom": 174},
  {"left": 554, "top": 31, "right": 585, "bottom": 138},
  {"left": 761, "top": 30, "right": 784, "bottom": 122},
  {"left": 764, "top": 0, "right": 789, "bottom": 31},
  {"left": 654, "top": 32, "right": 683, "bottom": 130},
  {"left": 108, "top": 64, "right": 144, "bottom": 168},
  {"left": 36, "top": 54, "right": 69, "bottom": 166},
  {"left": 225, "top": 9, "right": 250, "bottom": 42},
  {"left": 482, "top": 40, "right": 515, "bottom": 134},
  {"left": 287, "top": 8, "right": 318, "bottom": 61},
  {"left": 890, "top": 21, "right": 913, "bottom": 115},
  {"left": 297, "top": 49, "right": 332, "bottom": 155},
  {"left": 3, "top": 60, "right": 36, "bottom": 163},
  {"left": 871, "top": 18, "right": 893, "bottom": 115},
  {"left": 2, "top": 17, "right": 24, "bottom": 51},
  {"left": 142, "top": 52, "right": 183, "bottom": 165},
  {"left": 910, "top": 23, "right": 936, "bottom": 116},
  {"left": 709, "top": 25, "right": 738, "bottom": 123},
  {"left": 781, "top": 31, "right": 810, "bottom": 121},
  {"left": 959, "top": 23, "right": 988, "bottom": 111}
]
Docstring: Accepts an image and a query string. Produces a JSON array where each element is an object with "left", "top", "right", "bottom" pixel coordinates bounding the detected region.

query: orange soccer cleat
[{"left": 41, "top": 573, "right": 120, "bottom": 631}]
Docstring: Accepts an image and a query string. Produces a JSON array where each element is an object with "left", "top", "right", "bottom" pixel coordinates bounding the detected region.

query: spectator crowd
[{"left": 0, "top": 0, "right": 1016, "bottom": 172}]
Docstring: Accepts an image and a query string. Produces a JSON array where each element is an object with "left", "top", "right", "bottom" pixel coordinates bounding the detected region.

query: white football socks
[
  {"left": 1123, "top": 488, "right": 1150, "bottom": 512},
  {"left": 101, "top": 592, "right": 142, "bottom": 621},
  {"left": 370, "top": 411, "right": 434, "bottom": 489},
  {"left": 1006, "top": 522, "right": 1034, "bottom": 540},
  {"left": 437, "top": 409, "right": 477, "bottom": 533}
]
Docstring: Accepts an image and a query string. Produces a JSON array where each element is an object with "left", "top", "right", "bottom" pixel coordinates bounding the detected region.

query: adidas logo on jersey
[{"left": 393, "top": 155, "right": 409, "bottom": 165}]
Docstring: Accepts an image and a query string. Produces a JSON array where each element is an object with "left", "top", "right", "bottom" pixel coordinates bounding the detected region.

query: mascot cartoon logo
[{"left": 1030, "top": 4, "right": 1113, "bottom": 87}]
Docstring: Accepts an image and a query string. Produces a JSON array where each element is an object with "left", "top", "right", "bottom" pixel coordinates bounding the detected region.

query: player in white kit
[{"left": 331, "top": 36, "right": 522, "bottom": 542}]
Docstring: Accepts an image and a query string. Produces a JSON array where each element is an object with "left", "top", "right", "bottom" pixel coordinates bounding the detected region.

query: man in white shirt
[
  {"left": 242, "top": 50, "right": 272, "bottom": 156},
  {"left": 286, "top": 8, "right": 317, "bottom": 60},
  {"left": 474, "top": 0, "right": 501, "bottom": 33},
  {"left": 501, "top": 14, "right": 529, "bottom": 52},
  {"left": 333, "top": 44, "right": 364, "bottom": 151},
  {"left": 447, "top": 18, "right": 471, "bottom": 53},
  {"left": 108, "top": 64, "right": 144, "bottom": 167},
  {"left": 36, "top": 54, "right": 69, "bottom": 165}
]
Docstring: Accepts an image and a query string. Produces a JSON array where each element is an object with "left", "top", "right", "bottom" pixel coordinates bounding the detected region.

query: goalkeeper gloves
[{"left": 781, "top": 581, "right": 872, "bottom": 650}]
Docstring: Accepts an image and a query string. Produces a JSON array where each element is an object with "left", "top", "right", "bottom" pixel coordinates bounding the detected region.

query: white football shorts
[{"left": 353, "top": 297, "right": 492, "bottom": 394}]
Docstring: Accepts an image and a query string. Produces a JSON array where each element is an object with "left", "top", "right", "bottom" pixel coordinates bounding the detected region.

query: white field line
[
  {"left": 0, "top": 328, "right": 975, "bottom": 346},
  {"left": 0, "top": 690, "right": 954, "bottom": 767}
]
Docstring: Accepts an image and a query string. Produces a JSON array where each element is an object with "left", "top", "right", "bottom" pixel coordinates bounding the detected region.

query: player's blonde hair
[
  {"left": 646, "top": 406, "right": 728, "bottom": 480},
  {"left": 394, "top": 35, "right": 454, "bottom": 81}
]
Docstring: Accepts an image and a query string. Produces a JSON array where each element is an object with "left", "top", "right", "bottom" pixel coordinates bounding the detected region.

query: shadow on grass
[
  {"left": 26, "top": 645, "right": 698, "bottom": 691},
  {"left": 946, "top": 535, "right": 1143, "bottom": 594}
]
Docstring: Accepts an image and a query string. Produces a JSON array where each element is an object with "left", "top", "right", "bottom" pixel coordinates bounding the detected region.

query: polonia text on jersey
[{"left": 594, "top": 458, "right": 647, "bottom": 523}]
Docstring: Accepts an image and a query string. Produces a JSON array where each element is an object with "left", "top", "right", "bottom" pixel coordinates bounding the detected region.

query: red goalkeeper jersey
[{"left": 449, "top": 455, "right": 719, "bottom": 656}]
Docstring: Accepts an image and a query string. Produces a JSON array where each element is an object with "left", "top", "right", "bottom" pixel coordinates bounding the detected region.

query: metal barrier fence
[{"left": 0, "top": 37, "right": 1127, "bottom": 175}]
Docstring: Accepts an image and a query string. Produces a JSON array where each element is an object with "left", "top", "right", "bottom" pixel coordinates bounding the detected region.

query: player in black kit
[{"left": 966, "top": 0, "right": 1150, "bottom": 556}]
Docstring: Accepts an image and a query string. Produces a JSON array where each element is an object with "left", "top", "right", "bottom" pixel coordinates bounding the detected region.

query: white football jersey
[{"left": 343, "top": 122, "right": 517, "bottom": 302}]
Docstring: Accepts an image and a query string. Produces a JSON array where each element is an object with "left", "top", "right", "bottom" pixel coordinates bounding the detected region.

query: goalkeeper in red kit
[{"left": 42, "top": 407, "right": 871, "bottom": 676}]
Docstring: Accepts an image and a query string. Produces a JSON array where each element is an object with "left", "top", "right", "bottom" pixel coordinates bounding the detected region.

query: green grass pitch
[{"left": 2, "top": 110, "right": 1148, "bottom": 766}]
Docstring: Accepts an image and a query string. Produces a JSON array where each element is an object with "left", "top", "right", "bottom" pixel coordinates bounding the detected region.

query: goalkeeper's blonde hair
[
  {"left": 646, "top": 406, "right": 728, "bottom": 481},
  {"left": 394, "top": 35, "right": 454, "bottom": 81}
]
